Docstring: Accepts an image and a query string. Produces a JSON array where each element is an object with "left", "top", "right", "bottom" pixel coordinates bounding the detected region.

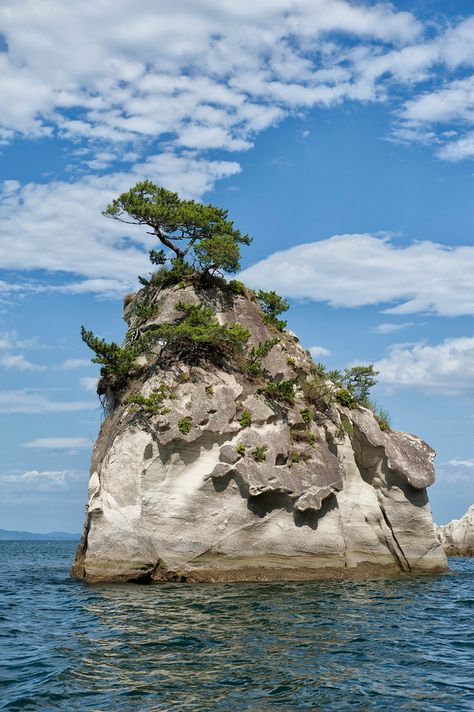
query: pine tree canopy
[{"left": 103, "top": 180, "right": 252, "bottom": 274}]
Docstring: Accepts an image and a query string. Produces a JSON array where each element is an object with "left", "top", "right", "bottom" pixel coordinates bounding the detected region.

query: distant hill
[{"left": 0, "top": 528, "right": 80, "bottom": 541}]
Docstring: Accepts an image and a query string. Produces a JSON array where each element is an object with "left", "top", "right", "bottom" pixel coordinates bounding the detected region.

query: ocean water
[{"left": 0, "top": 542, "right": 473, "bottom": 711}]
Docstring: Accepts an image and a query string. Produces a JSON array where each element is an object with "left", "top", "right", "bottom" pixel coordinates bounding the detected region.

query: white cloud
[
  {"left": 446, "top": 458, "right": 474, "bottom": 469},
  {"left": 0, "top": 0, "right": 423, "bottom": 153},
  {"left": 61, "top": 359, "right": 92, "bottom": 370},
  {"left": 240, "top": 234, "right": 474, "bottom": 317},
  {"left": 0, "top": 331, "right": 39, "bottom": 350},
  {"left": 0, "top": 354, "right": 45, "bottom": 371},
  {"left": 308, "top": 345, "right": 331, "bottom": 357},
  {"left": 395, "top": 73, "right": 474, "bottom": 159},
  {"left": 0, "top": 469, "right": 80, "bottom": 494},
  {"left": 372, "top": 322, "right": 415, "bottom": 334},
  {"left": 374, "top": 337, "right": 474, "bottom": 394},
  {"left": 79, "top": 377, "right": 99, "bottom": 393},
  {"left": 22, "top": 437, "right": 93, "bottom": 450},
  {"left": 0, "top": 390, "right": 96, "bottom": 413}
]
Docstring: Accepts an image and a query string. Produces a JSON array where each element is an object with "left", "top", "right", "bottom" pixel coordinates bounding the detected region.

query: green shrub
[
  {"left": 236, "top": 443, "right": 247, "bottom": 457},
  {"left": 336, "top": 388, "right": 355, "bottom": 408},
  {"left": 81, "top": 326, "right": 144, "bottom": 379},
  {"left": 205, "top": 385, "right": 214, "bottom": 395},
  {"left": 128, "top": 384, "right": 173, "bottom": 415},
  {"left": 245, "top": 337, "right": 279, "bottom": 377},
  {"left": 239, "top": 409, "right": 252, "bottom": 428},
  {"left": 307, "top": 432, "right": 317, "bottom": 448},
  {"left": 287, "top": 357, "right": 296, "bottom": 367},
  {"left": 300, "top": 407, "right": 313, "bottom": 424},
  {"left": 177, "top": 417, "right": 192, "bottom": 435},
  {"left": 252, "top": 446, "right": 267, "bottom": 463},
  {"left": 135, "top": 303, "right": 158, "bottom": 321},
  {"left": 260, "top": 378, "right": 296, "bottom": 406},
  {"left": 256, "top": 290, "right": 289, "bottom": 331},
  {"left": 342, "top": 365, "right": 379, "bottom": 404},
  {"left": 376, "top": 409, "right": 391, "bottom": 432},
  {"left": 303, "top": 376, "right": 334, "bottom": 410},
  {"left": 228, "top": 279, "right": 246, "bottom": 295},
  {"left": 157, "top": 302, "right": 250, "bottom": 366}
]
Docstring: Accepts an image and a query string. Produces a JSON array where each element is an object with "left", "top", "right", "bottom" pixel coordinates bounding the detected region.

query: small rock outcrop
[
  {"left": 435, "top": 505, "right": 474, "bottom": 556},
  {"left": 72, "top": 281, "right": 447, "bottom": 583}
]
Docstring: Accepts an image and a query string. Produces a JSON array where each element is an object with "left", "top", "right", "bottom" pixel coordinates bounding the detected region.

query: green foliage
[
  {"left": 205, "top": 385, "right": 214, "bottom": 395},
  {"left": 342, "top": 365, "right": 379, "bottom": 404},
  {"left": 236, "top": 443, "right": 247, "bottom": 457},
  {"left": 194, "top": 234, "right": 241, "bottom": 274},
  {"left": 239, "top": 409, "right": 252, "bottom": 428},
  {"left": 177, "top": 416, "right": 192, "bottom": 435},
  {"left": 149, "top": 249, "right": 167, "bottom": 265},
  {"left": 300, "top": 407, "right": 313, "bottom": 424},
  {"left": 287, "top": 357, "right": 296, "bottom": 367},
  {"left": 135, "top": 303, "right": 158, "bottom": 321},
  {"left": 156, "top": 302, "right": 250, "bottom": 366},
  {"left": 148, "top": 258, "right": 196, "bottom": 289},
  {"left": 252, "top": 446, "right": 267, "bottom": 463},
  {"left": 303, "top": 376, "right": 335, "bottom": 410},
  {"left": 307, "top": 432, "right": 317, "bottom": 448},
  {"left": 337, "top": 419, "right": 354, "bottom": 437},
  {"left": 365, "top": 399, "right": 391, "bottom": 431},
  {"left": 245, "top": 337, "right": 279, "bottom": 377},
  {"left": 336, "top": 388, "right": 355, "bottom": 408},
  {"left": 104, "top": 181, "right": 251, "bottom": 274},
  {"left": 256, "top": 290, "right": 289, "bottom": 330},
  {"left": 228, "top": 279, "right": 246, "bottom": 295},
  {"left": 81, "top": 326, "right": 141, "bottom": 378},
  {"left": 375, "top": 408, "right": 391, "bottom": 432},
  {"left": 290, "top": 453, "right": 300, "bottom": 464},
  {"left": 261, "top": 378, "right": 297, "bottom": 406},
  {"left": 128, "top": 384, "right": 174, "bottom": 415}
]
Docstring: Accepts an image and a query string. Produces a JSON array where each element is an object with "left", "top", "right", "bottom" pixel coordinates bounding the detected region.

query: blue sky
[{"left": 0, "top": 0, "right": 473, "bottom": 532}]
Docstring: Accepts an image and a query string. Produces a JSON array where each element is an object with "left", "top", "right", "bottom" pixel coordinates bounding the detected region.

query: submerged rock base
[{"left": 72, "top": 283, "right": 447, "bottom": 583}]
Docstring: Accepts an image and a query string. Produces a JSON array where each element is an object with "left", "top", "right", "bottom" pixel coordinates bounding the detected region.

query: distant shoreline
[{"left": 0, "top": 529, "right": 80, "bottom": 541}]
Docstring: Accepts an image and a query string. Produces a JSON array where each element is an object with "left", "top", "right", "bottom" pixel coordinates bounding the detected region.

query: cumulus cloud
[
  {"left": 61, "top": 359, "right": 92, "bottom": 370},
  {"left": 0, "top": 354, "right": 45, "bottom": 371},
  {"left": 0, "top": 469, "right": 82, "bottom": 495},
  {"left": 22, "top": 437, "right": 93, "bottom": 450},
  {"left": 0, "top": 0, "right": 471, "bottom": 166},
  {"left": 0, "top": 0, "right": 422, "bottom": 151},
  {"left": 0, "top": 331, "right": 39, "bottom": 350},
  {"left": 240, "top": 234, "right": 474, "bottom": 317},
  {"left": 308, "top": 345, "right": 331, "bottom": 357},
  {"left": 374, "top": 337, "right": 474, "bottom": 394},
  {"left": 0, "top": 390, "right": 95, "bottom": 413}
]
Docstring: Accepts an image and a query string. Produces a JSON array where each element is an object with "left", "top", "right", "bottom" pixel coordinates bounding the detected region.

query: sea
[{"left": 0, "top": 541, "right": 473, "bottom": 711}]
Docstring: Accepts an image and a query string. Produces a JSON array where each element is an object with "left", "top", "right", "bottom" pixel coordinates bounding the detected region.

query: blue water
[{"left": 0, "top": 542, "right": 473, "bottom": 711}]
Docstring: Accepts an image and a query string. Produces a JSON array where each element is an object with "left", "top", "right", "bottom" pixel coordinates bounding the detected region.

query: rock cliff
[
  {"left": 72, "top": 280, "right": 447, "bottom": 582},
  {"left": 435, "top": 505, "right": 474, "bottom": 556}
]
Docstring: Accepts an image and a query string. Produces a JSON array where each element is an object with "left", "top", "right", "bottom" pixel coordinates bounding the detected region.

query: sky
[{"left": 0, "top": 0, "right": 473, "bottom": 532}]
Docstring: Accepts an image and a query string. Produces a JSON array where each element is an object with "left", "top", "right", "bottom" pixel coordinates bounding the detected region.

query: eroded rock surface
[
  {"left": 435, "top": 505, "right": 474, "bottom": 556},
  {"left": 72, "top": 283, "right": 447, "bottom": 583}
]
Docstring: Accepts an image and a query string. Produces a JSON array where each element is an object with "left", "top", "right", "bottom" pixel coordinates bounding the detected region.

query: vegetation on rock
[
  {"left": 104, "top": 181, "right": 251, "bottom": 276},
  {"left": 255, "top": 290, "right": 289, "bottom": 331}
]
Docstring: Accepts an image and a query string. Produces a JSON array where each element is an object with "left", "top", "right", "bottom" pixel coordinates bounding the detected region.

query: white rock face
[
  {"left": 72, "top": 284, "right": 447, "bottom": 582},
  {"left": 435, "top": 505, "right": 474, "bottom": 556}
]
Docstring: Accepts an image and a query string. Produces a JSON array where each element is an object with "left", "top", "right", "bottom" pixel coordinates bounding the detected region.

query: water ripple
[{"left": 0, "top": 542, "right": 473, "bottom": 710}]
